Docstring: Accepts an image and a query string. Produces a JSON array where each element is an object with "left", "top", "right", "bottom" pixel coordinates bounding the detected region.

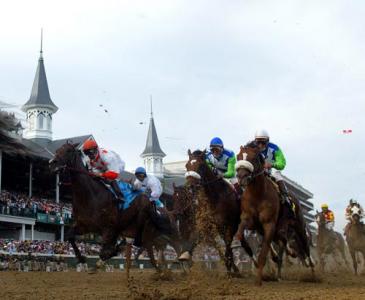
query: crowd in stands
[
  {"left": 0, "top": 190, "right": 72, "bottom": 221},
  {"left": 0, "top": 239, "right": 101, "bottom": 256}
]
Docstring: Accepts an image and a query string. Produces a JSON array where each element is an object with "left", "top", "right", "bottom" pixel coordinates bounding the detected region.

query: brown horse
[
  {"left": 345, "top": 205, "right": 365, "bottom": 274},
  {"left": 170, "top": 183, "right": 199, "bottom": 268},
  {"left": 183, "top": 149, "right": 242, "bottom": 276},
  {"left": 235, "top": 142, "right": 314, "bottom": 285},
  {"left": 49, "top": 143, "right": 178, "bottom": 273},
  {"left": 315, "top": 211, "right": 349, "bottom": 271}
]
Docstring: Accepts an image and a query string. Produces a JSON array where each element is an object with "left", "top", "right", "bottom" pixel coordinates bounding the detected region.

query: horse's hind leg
[
  {"left": 241, "top": 238, "right": 258, "bottom": 267},
  {"left": 271, "top": 242, "right": 284, "bottom": 280},
  {"left": 146, "top": 245, "right": 161, "bottom": 273}
]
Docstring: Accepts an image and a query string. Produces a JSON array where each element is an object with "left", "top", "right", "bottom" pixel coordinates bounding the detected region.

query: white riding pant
[{"left": 271, "top": 170, "right": 284, "bottom": 182}]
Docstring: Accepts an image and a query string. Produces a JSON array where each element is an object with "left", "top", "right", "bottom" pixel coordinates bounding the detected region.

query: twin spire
[
  {"left": 21, "top": 29, "right": 58, "bottom": 113},
  {"left": 140, "top": 96, "right": 165, "bottom": 158}
]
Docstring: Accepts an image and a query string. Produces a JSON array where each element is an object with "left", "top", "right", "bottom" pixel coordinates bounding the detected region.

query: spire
[
  {"left": 40, "top": 28, "right": 43, "bottom": 59},
  {"left": 150, "top": 95, "right": 153, "bottom": 118},
  {"left": 141, "top": 101, "right": 165, "bottom": 158},
  {"left": 22, "top": 30, "right": 58, "bottom": 113}
]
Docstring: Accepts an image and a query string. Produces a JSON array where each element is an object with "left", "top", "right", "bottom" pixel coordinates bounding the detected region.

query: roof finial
[
  {"left": 40, "top": 28, "right": 43, "bottom": 58},
  {"left": 150, "top": 95, "right": 153, "bottom": 118}
]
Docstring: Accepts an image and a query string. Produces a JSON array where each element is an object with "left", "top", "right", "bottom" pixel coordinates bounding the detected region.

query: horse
[
  {"left": 170, "top": 183, "right": 198, "bottom": 267},
  {"left": 235, "top": 142, "right": 314, "bottom": 285},
  {"left": 49, "top": 142, "right": 179, "bottom": 274},
  {"left": 183, "top": 149, "right": 242, "bottom": 276},
  {"left": 315, "top": 211, "right": 349, "bottom": 271},
  {"left": 345, "top": 205, "right": 365, "bottom": 274}
]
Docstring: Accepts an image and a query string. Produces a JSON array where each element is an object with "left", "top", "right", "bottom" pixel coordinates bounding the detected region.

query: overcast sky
[{"left": 1, "top": 0, "right": 365, "bottom": 231}]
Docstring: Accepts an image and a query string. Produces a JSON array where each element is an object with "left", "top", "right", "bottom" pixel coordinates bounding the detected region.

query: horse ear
[
  {"left": 188, "top": 149, "right": 192, "bottom": 158},
  {"left": 202, "top": 149, "right": 207, "bottom": 157},
  {"left": 240, "top": 145, "right": 244, "bottom": 151}
]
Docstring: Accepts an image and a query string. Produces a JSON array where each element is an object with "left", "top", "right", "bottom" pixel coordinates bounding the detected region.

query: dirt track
[{"left": 1, "top": 267, "right": 365, "bottom": 300}]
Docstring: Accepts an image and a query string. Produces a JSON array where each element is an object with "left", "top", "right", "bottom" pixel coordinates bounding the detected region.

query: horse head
[
  {"left": 350, "top": 204, "right": 361, "bottom": 224},
  {"left": 49, "top": 142, "right": 83, "bottom": 174},
  {"left": 235, "top": 141, "right": 265, "bottom": 187},
  {"left": 315, "top": 211, "right": 326, "bottom": 228},
  {"left": 184, "top": 149, "right": 208, "bottom": 189}
]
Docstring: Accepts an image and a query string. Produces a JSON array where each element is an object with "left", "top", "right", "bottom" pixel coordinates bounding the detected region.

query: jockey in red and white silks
[{"left": 83, "top": 139, "right": 125, "bottom": 201}]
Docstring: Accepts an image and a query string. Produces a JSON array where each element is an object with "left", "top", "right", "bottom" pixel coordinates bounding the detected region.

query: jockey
[
  {"left": 133, "top": 167, "right": 164, "bottom": 210},
  {"left": 254, "top": 130, "right": 291, "bottom": 208},
  {"left": 83, "top": 139, "right": 125, "bottom": 203},
  {"left": 321, "top": 204, "right": 335, "bottom": 230},
  {"left": 205, "top": 137, "right": 240, "bottom": 193}
]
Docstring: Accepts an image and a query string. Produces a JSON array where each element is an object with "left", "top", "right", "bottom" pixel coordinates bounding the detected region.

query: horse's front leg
[
  {"left": 100, "top": 230, "right": 118, "bottom": 261},
  {"left": 223, "top": 227, "right": 240, "bottom": 276},
  {"left": 66, "top": 225, "right": 86, "bottom": 264},
  {"left": 256, "top": 222, "right": 276, "bottom": 286}
]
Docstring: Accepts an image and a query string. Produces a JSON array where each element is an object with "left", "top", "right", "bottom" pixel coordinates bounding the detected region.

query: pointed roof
[
  {"left": 141, "top": 116, "right": 166, "bottom": 158},
  {"left": 22, "top": 33, "right": 58, "bottom": 112}
]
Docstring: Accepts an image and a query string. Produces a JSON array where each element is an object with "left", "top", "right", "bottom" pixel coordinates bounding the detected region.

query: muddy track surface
[{"left": 1, "top": 268, "right": 365, "bottom": 300}]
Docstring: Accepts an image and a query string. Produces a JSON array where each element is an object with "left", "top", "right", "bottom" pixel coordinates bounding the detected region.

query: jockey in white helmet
[{"left": 254, "top": 130, "right": 293, "bottom": 216}]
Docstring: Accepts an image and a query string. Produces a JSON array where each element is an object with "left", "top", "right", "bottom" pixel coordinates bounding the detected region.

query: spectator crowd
[
  {"left": 0, "top": 190, "right": 72, "bottom": 221},
  {"left": 0, "top": 239, "right": 101, "bottom": 256}
]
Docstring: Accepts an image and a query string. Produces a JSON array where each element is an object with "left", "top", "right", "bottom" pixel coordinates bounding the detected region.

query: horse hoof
[
  {"left": 96, "top": 260, "right": 105, "bottom": 269},
  {"left": 178, "top": 251, "right": 191, "bottom": 261}
]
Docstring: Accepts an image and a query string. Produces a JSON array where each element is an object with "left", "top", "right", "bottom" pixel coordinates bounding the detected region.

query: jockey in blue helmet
[
  {"left": 205, "top": 137, "right": 239, "bottom": 192},
  {"left": 133, "top": 167, "right": 163, "bottom": 208}
]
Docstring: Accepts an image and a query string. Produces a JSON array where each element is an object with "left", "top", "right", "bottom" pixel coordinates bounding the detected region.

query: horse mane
[
  {"left": 245, "top": 140, "right": 259, "bottom": 148},
  {"left": 192, "top": 149, "right": 205, "bottom": 156}
]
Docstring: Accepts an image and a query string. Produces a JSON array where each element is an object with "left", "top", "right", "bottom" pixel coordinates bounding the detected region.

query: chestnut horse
[
  {"left": 346, "top": 205, "right": 365, "bottom": 274},
  {"left": 183, "top": 149, "right": 245, "bottom": 276},
  {"left": 235, "top": 142, "right": 314, "bottom": 285}
]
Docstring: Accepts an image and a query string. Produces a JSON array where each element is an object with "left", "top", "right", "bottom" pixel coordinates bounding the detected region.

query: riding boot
[
  {"left": 110, "top": 180, "right": 125, "bottom": 206},
  {"left": 277, "top": 180, "right": 295, "bottom": 219}
]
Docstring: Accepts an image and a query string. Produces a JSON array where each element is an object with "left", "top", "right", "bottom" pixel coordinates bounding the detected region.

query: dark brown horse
[
  {"left": 344, "top": 205, "right": 365, "bottom": 274},
  {"left": 171, "top": 183, "right": 198, "bottom": 264},
  {"left": 49, "top": 143, "right": 178, "bottom": 272},
  {"left": 183, "top": 149, "right": 242, "bottom": 275},
  {"left": 315, "top": 211, "right": 349, "bottom": 271},
  {"left": 235, "top": 142, "right": 314, "bottom": 285}
]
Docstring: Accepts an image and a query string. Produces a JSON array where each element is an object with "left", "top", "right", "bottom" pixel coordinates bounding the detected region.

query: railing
[
  {"left": 36, "top": 213, "right": 72, "bottom": 225},
  {"left": 0, "top": 204, "right": 72, "bottom": 225},
  {"left": 0, "top": 204, "right": 36, "bottom": 218}
]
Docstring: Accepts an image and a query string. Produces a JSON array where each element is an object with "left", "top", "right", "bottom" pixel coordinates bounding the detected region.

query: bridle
[
  {"left": 50, "top": 147, "right": 91, "bottom": 177},
  {"left": 236, "top": 150, "right": 265, "bottom": 186}
]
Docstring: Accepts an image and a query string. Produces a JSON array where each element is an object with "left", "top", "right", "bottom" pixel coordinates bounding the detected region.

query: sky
[{"left": 1, "top": 0, "right": 365, "bottom": 231}]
